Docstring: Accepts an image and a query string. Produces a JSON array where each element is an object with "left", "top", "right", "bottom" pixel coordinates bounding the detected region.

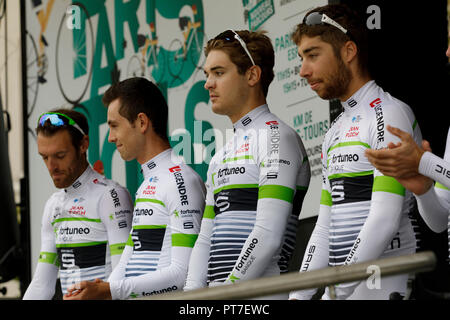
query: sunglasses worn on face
[
  {"left": 38, "top": 112, "right": 87, "bottom": 136},
  {"left": 303, "top": 12, "right": 349, "bottom": 36},
  {"left": 214, "top": 29, "right": 256, "bottom": 66}
]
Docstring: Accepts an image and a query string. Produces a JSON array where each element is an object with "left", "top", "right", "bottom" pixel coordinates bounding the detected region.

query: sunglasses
[
  {"left": 214, "top": 29, "right": 256, "bottom": 66},
  {"left": 38, "top": 112, "right": 87, "bottom": 136},
  {"left": 303, "top": 12, "right": 349, "bottom": 36}
]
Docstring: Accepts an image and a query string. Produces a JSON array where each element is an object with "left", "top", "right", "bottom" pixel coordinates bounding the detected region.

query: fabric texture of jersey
[
  {"left": 184, "top": 104, "right": 310, "bottom": 295},
  {"left": 23, "top": 166, "right": 133, "bottom": 299},
  {"left": 290, "top": 80, "right": 420, "bottom": 300},
  {"left": 108, "top": 149, "right": 206, "bottom": 299}
]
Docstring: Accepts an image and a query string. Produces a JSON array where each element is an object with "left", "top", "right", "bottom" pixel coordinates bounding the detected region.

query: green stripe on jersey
[
  {"left": 51, "top": 217, "right": 102, "bottom": 225},
  {"left": 110, "top": 243, "right": 126, "bottom": 256},
  {"left": 203, "top": 205, "right": 215, "bottom": 219},
  {"left": 56, "top": 241, "right": 107, "bottom": 248},
  {"left": 436, "top": 182, "right": 449, "bottom": 191},
  {"left": 328, "top": 170, "right": 373, "bottom": 181},
  {"left": 134, "top": 198, "right": 166, "bottom": 207},
  {"left": 258, "top": 185, "right": 294, "bottom": 203},
  {"left": 172, "top": 233, "right": 198, "bottom": 247},
  {"left": 222, "top": 155, "right": 254, "bottom": 163},
  {"left": 320, "top": 189, "right": 332, "bottom": 206},
  {"left": 412, "top": 119, "right": 418, "bottom": 130},
  {"left": 213, "top": 183, "right": 258, "bottom": 194},
  {"left": 373, "top": 176, "right": 405, "bottom": 196},
  {"left": 126, "top": 234, "right": 134, "bottom": 247},
  {"left": 38, "top": 251, "right": 59, "bottom": 266},
  {"left": 327, "top": 141, "right": 371, "bottom": 154}
]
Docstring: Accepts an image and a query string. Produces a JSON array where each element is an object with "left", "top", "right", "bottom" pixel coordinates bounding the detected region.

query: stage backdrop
[{"left": 24, "top": 0, "right": 328, "bottom": 273}]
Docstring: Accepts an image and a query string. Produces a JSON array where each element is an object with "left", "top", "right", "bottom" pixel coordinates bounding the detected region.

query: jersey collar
[
  {"left": 64, "top": 166, "right": 94, "bottom": 194},
  {"left": 342, "top": 80, "right": 376, "bottom": 111},
  {"left": 141, "top": 148, "right": 175, "bottom": 178},
  {"left": 233, "top": 104, "right": 270, "bottom": 131}
]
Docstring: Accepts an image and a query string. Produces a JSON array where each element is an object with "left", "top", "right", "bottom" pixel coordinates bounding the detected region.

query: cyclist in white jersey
[
  {"left": 366, "top": 44, "right": 450, "bottom": 274},
  {"left": 184, "top": 30, "right": 310, "bottom": 299},
  {"left": 289, "top": 4, "right": 420, "bottom": 300},
  {"left": 64, "top": 78, "right": 205, "bottom": 300},
  {"left": 23, "top": 109, "right": 133, "bottom": 299}
]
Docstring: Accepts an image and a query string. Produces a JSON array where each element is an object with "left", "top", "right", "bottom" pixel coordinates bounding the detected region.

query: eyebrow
[
  {"left": 203, "top": 65, "right": 225, "bottom": 75},
  {"left": 298, "top": 46, "right": 321, "bottom": 58}
]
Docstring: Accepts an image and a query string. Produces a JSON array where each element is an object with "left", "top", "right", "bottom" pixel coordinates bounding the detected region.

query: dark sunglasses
[
  {"left": 38, "top": 112, "right": 86, "bottom": 136},
  {"left": 303, "top": 12, "right": 349, "bottom": 36},
  {"left": 214, "top": 29, "right": 256, "bottom": 66}
]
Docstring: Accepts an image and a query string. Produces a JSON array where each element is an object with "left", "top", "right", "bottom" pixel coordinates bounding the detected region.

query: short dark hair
[
  {"left": 36, "top": 108, "right": 89, "bottom": 149},
  {"left": 292, "top": 4, "right": 369, "bottom": 77},
  {"left": 205, "top": 30, "right": 275, "bottom": 97},
  {"left": 102, "top": 77, "right": 169, "bottom": 141}
]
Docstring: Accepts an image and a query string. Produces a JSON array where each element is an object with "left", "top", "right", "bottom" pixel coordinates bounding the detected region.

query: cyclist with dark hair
[
  {"left": 23, "top": 109, "right": 133, "bottom": 299},
  {"left": 64, "top": 78, "right": 206, "bottom": 300},
  {"left": 289, "top": 4, "right": 421, "bottom": 299}
]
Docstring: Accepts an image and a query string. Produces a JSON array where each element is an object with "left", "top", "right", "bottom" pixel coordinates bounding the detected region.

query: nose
[
  {"left": 108, "top": 129, "right": 115, "bottom": 143},
  {"left": 299, "top": 61, "right": 311, "bottom": 79},
  {"left": 204, "top": 74, "right": 214, "bottom": 90},
  {"left": 47, "top": 157, "right": 58, "bottom": 173},
  {"left": 446, "top": 45, "right": 450, "bottom": 58}
]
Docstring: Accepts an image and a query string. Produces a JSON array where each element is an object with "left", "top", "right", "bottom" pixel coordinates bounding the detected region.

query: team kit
[{"left": 23, "top": 4, "right": 450, "bottom": 300}]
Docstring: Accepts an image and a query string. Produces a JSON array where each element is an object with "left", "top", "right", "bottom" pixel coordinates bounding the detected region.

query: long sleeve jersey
[
  {"left": 108, "top": 149, "right": 206, "bottom": 299},
  {"left": 416, "top": 127, "right": 450, "bottom": 259},
  {"left": 290, "top": 80, "right": 419, "bottom": 300},
  {"left": 184, "top": 104, "right": 311, "bottom": 295},
  {"left": 23, "top": 166, "right": 133, "bottom": 299}
]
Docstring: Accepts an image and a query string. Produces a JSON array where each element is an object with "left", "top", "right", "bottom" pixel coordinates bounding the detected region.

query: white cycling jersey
[
  {"left": 108, "top": 149, "right": 206, "bottom": 299},
  {"left": 184, "top": 104, "right": 311, "bottom": 299},
  {"left": 290, "top": 80, "right": 420, "bottom": 300},
  {"left": 23, "top": 166, "right": 133, "bottom": 299},
  {"left": 416, "top": 127, "right": 450, "bottom": 259}
]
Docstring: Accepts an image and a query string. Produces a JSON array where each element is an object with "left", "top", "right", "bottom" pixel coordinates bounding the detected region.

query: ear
[
  {"left": 136, "top": 112, "right": 151, "bottom": 134},
  {"left": 246, "top": 65, "right": 262, "bottom": 87},
  {"left": 79, "top": 135, "right": 89, "bottom": 155},
  {"left": 341, "top": 40, "right": 358, "bottom": 64}
]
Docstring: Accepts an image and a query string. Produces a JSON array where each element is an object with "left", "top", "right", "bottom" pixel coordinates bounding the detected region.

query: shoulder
[
  {"left": 364, "top": 85, "right": 415, "bottom": 124},
  {"left": 90, "top": 171, "right": 131, "bottom": 202}
]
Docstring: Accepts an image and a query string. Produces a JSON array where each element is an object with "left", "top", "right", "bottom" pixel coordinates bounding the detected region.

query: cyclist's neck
[{"left": 339, "top": 74, "right": 372, "bottom": 102}]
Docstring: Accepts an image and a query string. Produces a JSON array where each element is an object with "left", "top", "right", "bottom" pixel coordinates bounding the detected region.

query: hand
[
  {"left": 365, "top": 125, "right": 426, "bottom": 179},
  {"left": 63, "top": 278, "right": 112, "bottom": 300}
]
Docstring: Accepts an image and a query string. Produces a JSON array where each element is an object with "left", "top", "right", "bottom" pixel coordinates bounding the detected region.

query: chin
[{"left": 211, "top": 104, "right": 227, "bottom": 116}]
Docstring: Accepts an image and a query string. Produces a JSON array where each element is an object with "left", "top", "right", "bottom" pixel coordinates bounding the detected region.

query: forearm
[
  {"left": 334, "top": 191, "right": 403, "bottom": 299},
  {"left": 224, "top": 199, "right": 291, "bottom": 283},
  {"left": 23, "top": 261, "right": 58, "bottom": 300},
  {"left": 416, "top": 185, "right": 449, "bottom": 233},
  {"left": 289, "top": 203, "right": 330, "bottom": 300},
  {"left": 184, "top": 209, "right": 214, "bottom": 291},
  {"left": 419, "top": 152, "right": 450, "bottom": 189}
]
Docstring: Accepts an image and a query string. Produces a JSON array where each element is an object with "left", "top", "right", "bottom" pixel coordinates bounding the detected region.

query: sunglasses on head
[
  {"left": 303, "top": 12, "right": 349, "bottom": 37},
  {"left": 214, "top": 29, "right": 256, "bottom": 66},
  {"left": 38, "top": 112, "right": 87, "bottom": 136}
]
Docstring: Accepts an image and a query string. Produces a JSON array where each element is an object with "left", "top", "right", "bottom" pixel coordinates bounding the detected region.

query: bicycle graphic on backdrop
[
  {"left": 26, "top": 0, "right": 94, "bottom": 116},
  {"left": 126, "top": 22, "right": 166, "bottom": 86},
  {"left": 167, "top": 4, "right": 207, "bottom": 79}
]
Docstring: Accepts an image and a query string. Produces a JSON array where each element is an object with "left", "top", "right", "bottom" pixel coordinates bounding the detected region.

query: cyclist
[
  {"left": 64, "top": 78, "right": 206, "bottom": 300},
  {"left": 288, "top": 4, "right": 420, "bottom": 300},
  {"left": 365, "top": 42, "right": 450, "bottom": 298},
  {"left": 23, "top": 109, "right": 133, "bottom": 299},
  {"left": 183, "top": 30, "right": 311, "bottom": 299}
]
